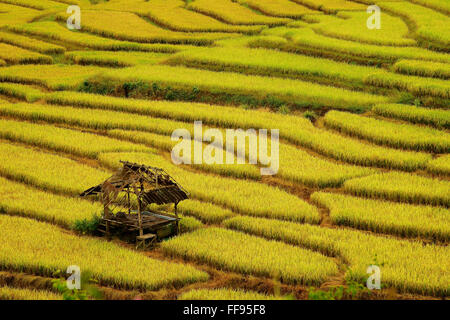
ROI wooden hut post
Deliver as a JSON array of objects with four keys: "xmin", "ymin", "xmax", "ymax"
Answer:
[
  {"xmin": 174, "ymin": 202, "xmax": 179, "ymax": 235},
  {"xmin": 127, "ymin": 186, "xmax": 131, "ymax": 215},
  {"xmin": 137, "ymin": 182, "xmax": 143, "ymax": 237},
  {"xmin": 103, "ymin": 193, "xmax": 111, "ymax": 239}
]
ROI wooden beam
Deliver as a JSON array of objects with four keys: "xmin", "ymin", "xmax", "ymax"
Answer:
[
  {"xmin": 103, "ymin": 193, "xmax": 111, "ymax": 240},
  {"xmin": 137, "ymin": 182, "xmax": 144, "ymax": 237},
  {"xmin": 127, "ymin": 186, "xmax": 131, "ymax": 215},
  {"xmin": 174, "ymin": 202, "xmax": 179, "ymax": 235}
]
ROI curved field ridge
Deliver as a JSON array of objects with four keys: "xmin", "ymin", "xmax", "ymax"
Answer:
[
  {"xmin": 7, "ymin": 22, "xmax": 189, "ymax": 52},
  {"xmin": 0, "ymin": 118, "xmax": 151, "ymax": 158},
  {"xmin": 224, "ymin": 216, "xmax": 450, "ymax": 296},
  {"xmin": 379, "ymin": 1, "xmax": 450, "ymax": 51},
  {"xmin": 106, "ymin": 129, "xmax": 375, "ymax": 188},
  {"xmin": 0, "ymin": 30, "xmax": 65, "ymax": 54},
  {"xmin": 0, "ymin": 286, "xmax": 61, "ymax": 300},
  {"xmin": 95, "ymin": 0, "xmax": 264, "ymax": 33},
  {"xmin": 175, "ymin": 199, "xmax": 236, "ymax": 224},
  {"xmin": 393, "ymin": 59, "xmax": 450, "ymax": 79},
  {"xmin": 106, "ymin": 129, "xmax": 260, "ymax": 180},
  {"xmin": 0, "ymin": 214, "xmax": 209, "ymax": 290},
  {"xmin": 311, "ymin": 11, "xmax": 414, "ymax": 46},
  {"xmin": 250, "ymin": 28, "xmax": 450, "ymax": 63},
  {"xmin": 56, "ymin": 10, "xmax": 240, "ymax": 45},
  {"xmin": 93, "ymin": 64, "xmax": 388, "ymax": 110},
  {"xmin": 0, "ymin": 82, "xmax": 45, "ymax": 102},
  {"xmin": 0, "ymin": 141, "xmax": 111, "ymax": 195},
  {"xmin": 323, "ymin": 110, "xmax": 450, "ymax": 153},
  {"xmin": 311, "ymin": 192, "xmax": 450, "ymax": 241},
  {"xmin": 235, "ymin": 0, "xmax": 320, "ymax": 18},
  {"xmin": 187, "ymin": 0, "xmax": 291, "ymax": 26},
  {"xmin": 0, "ymin": 64, "xmax": 108, "ymax": 90},
  {"xmin": 178, "ymin": 288, "xmax": 283, "ymax": 300},
  {"xmin": 0, "ymin": 176, "xmax": 101, "ymax": 228},
  {"xmin": 43, "ymin": 92, "xmax": 432, "ymax": 171},
  {"xmin": 372, "ymin": 104, "xmax": 450, "ymax": 129},
  {"xmin": 164, "ymin": 46, "xmax": 382, "ymax": 85},
  {"xmin": 161, "ymin": 227, "xmax": 338, "ymax": 286},
  {"xmin": 426, "ymin": 155, "xmax": 450, "ymax": 175},
  {"xmin": 343, "ymin": 172, "xmax": 450, "ymax": 207},
  {"xmin": 365, "ymin": 72, "xmax": 450, "ymax": 99},
  {"xmin": 98, "ymin": 152, "xmax": 321, "ymax": 224},
  {"xmin": 0, "ymin": 43, "xmax": 52, "ymax": 64}
]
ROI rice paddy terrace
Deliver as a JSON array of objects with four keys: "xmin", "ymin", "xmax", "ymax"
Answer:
[{"xmin": 0, "ymin": 0, "xmax": 448, "ymax": 300}]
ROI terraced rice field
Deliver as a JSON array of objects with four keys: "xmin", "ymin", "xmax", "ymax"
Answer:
[{"xmin": 0, "ymin": 0, "xmax": 448, "ymax": 301}]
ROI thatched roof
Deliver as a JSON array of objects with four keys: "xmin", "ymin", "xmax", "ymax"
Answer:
[{"xmin": 80, "ymin": 161, "xmax": 189, "ymax": 206}]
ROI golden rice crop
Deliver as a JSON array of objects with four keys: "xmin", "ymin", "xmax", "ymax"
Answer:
[
  {"xmin": 0, "ymin": 0, "xmax": 64, "ymax": 10},
  {"xmin": 187, "ymin": 0, "xmax": 290, "ymax": 26},
  {"xmin": 260, "ymin": 26, "xmax": 302, "ymax": 37},
  {"xmin": 0, "ymin": 119, "xmax": 151, "ymax": 158},
  {"xmin": 0, "ymin": 43, "xmax": 52, "ymax": 64},
  {"xmin": 56, "ymin": 10, "xmax": 237, "ymax": 45},
  {"xmin": 235, "ymin": 0, "xmax": 319, "ymax": 18},
  {"xmin": 106, "ymin": 129, "xmax": 261, "ymax": 180},
  {"xmin": 109, "ymin": 127, "xmax": 374, "ymax": 187},
  {"xmin": 278, "ymin": 143, "xmax": 376, "ymax": 188},
  {"xmin": 289, "ymin": 128, "xmax": 431, "ymax": 172},
  {"xmin": 7, "ymin": 22, "xmax": 188, "ymax": 53},
  {"xmin": 165, "ymin": 46, "xmax": 381, "ymax": 86},
  {"xmin": 407, "ymin": 0, "xmax": 450, "ymax": 15},
  {"xmin": 343, "ymin": 172, "xmax": 450, "ymax": 207},
  {"xmin": 113, "ymin": 127, "xmax": 375, "ymax": 187},
  {"xmin": 0, "ymin": 141, "xmax": 111, "ymax": 195},
  {"xmin": 44, "ymin": 91, "xmax": 312, "ymax": 132},
  {"xmin": 224, "ymin": 216, "xmax": 450, "ymax": 296},
  {"xmin": 0, "ymin": 214, "xmax": 209, "ymax": 290},
  {"xmin": 250, "ymin": 28, "xmax": 450, "ymax": 64},
  {"xmin": 108, "ymin": 129, "xmax": 185, "ymax": 151},
  {"xmin": 311, "ymin": 192, "xmax": 450, "ymax": 241},
  {"xmin": 0, "ymin": 102, "xmax": 191, "ymax": 137},
  {"xmin": 0, "ymin": 64, "xmax": 108, "ymax": 90},
  {"xmin": 52, "ymin": 0, "xmax": 83, "ymax": 4},
  {"xmin": 379, "ymin": 1, "xmax": 450, "ymax": 51},
  {"xmin": 178, "ymin": 215, "xmax": 204, "ymax": 233},
  {"xmin": 175, "ymin": 199, "xmax": 236, "ymax": 224},
  {"xmin": 161, "ymin": 227, "xmax": 338, "ymax": 286},
  {"xmin": 0, "ymin": 30, "xmax": 65, "ymax": 54},
  {"xmin": 323, "ymin": 110, "xmax": 450, "ymax": 153},
  {"xmin": 364, "ymin": 72, "xmax": 450, "ymax": 99},
  {"xmin": 426, "ymin": 155, "xmax": 450, "ymax": 176},
  {"xmin": 0, "ymin": 82, "xmax": 45, "ymax": 102},
  {"xmin": 98, "ymin": 152, "xmax": 320, "ymax": 224},
  {"xmin": 0, "ymin": 3, "xmax": 39, "ymax": 28},
  {"xmin": 96, "ymin": 0, "xmax": 262, "ymax": 33},
  {"xmin": 0, "ymin": 176, "xmax": 101, "ymax": 228},
  {"xmin": 96, "ymin": 64, "xmax": 389, "ymax": 109},
  {"xmin": 393, "ymin": 59, "xmax": 450, "ymax": 79},
  {"xmin": 65, "ymin": 51, "xmax": 170, "ymax": 67},
  {"xmin": 44, "ymin": 91, "xmax": 432, "ymax": 171},
  {"xmin": 311, "ymin": 11, "xmax": 415, "ymax": 46},
  {"xmin": 178, "ymin": 288, "xmax": 282, "ymax": 300},
  {"xmin": 129, "ymin": 0, "xmax": 261, "ymax": 34},
  {"xmin": 291, "ymin": 0, "xmax": 365, "ymax": 13},
  {"xmin": 0, "ymin": 286, "xmax": 61, "ymax": 300},
  {"xmin": 372, "ymin": 104, "xmax": 450, "ymax": 129}
]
